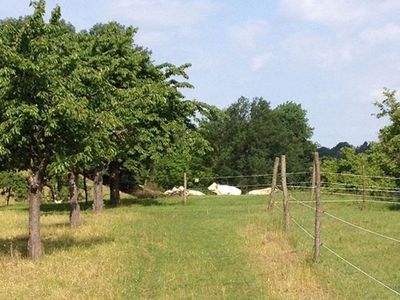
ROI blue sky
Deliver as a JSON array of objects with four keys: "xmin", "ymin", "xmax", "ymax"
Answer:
[{"xmin": 2, "ymin": 1, "xmax": 400, "ymax": 147}]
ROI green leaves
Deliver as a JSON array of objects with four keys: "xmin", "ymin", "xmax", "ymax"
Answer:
[
  {"xmin": 373, "ymin": 89, "xmax": 400, "ymax": 178},
  {"xmin": 200, "ymin": 97, "xmax": 315, "ymax": 184}
]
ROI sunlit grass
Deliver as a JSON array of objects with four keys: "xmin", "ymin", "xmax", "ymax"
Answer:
[
  {"xmin": 281, "ymin": 190, "xmax": 400, "ymax": 299},
  {"xmin": 0, "ymin": 191, "xmax": 398, "ymax": 299}
]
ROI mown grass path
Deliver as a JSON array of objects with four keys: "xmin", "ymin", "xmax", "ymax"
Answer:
[{"xmin": 122, "ymin": 197, "xmax": 272, "ymax": 299}]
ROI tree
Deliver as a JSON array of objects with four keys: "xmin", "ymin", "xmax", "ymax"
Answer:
[
  {"xmin": 321, "ymin": 147, "xmax": 394, "ymax": 190},
  {"xmin": 373, "ymin": 88, "xmax": 400, "ymax": 177},
  {"xmin": 200, "ymin": 97, "xmax": 315, "ymax": 187},
  {"xmin": 273, "ymin": 101, "xmax": 315, "ymax": 173},
  {"xmin": 0, "ymin": 1, "xmax": 91, "ymax": 258},
  {"xmin": 84, "ymin": 22, "xmax": 210, "ymax": 203},
  {"xmin": 0, "ymin": 171, "xmax": 27, "ymax": 205}
]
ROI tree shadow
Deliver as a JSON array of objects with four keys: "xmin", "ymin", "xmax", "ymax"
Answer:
[
  {"xmin": 5, "ymin": 197, "xmax": 183, "ymax": 214},
  {"xmin": 112, "ymin": 198, "xmax": 163, "ymax": 207},
  {"xmin": 388, "ymin": 204, "xmax": 400, "ymax": 211},
  {"xmin": 40, "ymin": 202, "xmax": 94, "ymax": 213},
  {"xmin": 0, "ymin": 234, "xmax": 113, "ymax": 258},
  {"xmin": 107, "ymin": 197, "xmax": 182, "ymax": 207}
]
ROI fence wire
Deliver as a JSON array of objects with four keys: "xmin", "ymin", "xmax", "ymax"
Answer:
[{"xmin": 274, "ymin": 202, "xmax": 400, "ymax": 297}]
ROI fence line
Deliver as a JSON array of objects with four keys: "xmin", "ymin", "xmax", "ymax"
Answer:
[
  {"xmin": 321, "ymin": 172, "xmax": 400, "ymax": 181},
  {"xmin": 322, "ymin": 244, "xmax": 400, "ymax": 297},
  {"xmin": 289, "ymin": 185, "xmax": 400, "ymax": 195},
  {"xmin": 364, "ymin": 199, "xmax": 400, "ymax": 205},
  {"xmin": 289, "ymin": 199, "xmax": 360, "ymax": 204},
  {"xmin": 320, "ymin": 181, "xmax": 400, "ymax": 192},
  {"xmin": 279, "ymin": 171, "xmax": 310, "ymax": 176},
  {"xmin": 199, "ymin": 173, "xmax": 274, "ymax": 180},
  {"xmin": 276, "ymin": 203, "xmax": 400, "ymax": 297},
  {"xmin": 289, "ymin": 195, "xmax": 400, "ymax": 243},
  {"xmin": 323, "ymin": 210, "xmax": 400, "ymax": 243}
]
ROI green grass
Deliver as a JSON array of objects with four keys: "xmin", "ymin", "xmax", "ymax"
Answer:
[
  {"xmin": 0, "ymin": 192, "xmax": 399, "ymax": 299},
  {"xmin": 282, "ymin": 190, "xmax": 400, "ymax": 299}
]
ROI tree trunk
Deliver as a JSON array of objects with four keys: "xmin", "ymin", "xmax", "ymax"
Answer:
[
  {"xmin": 27, "ymin": 161, "xmax": 46, "ymax": 260},
  {"xmin": 109, "ymin": 161, "xmax": 121, "ymax": 206},
  {"xmin": 49, "ymin": 184, "xmax": 56, "ymax": 202},
  {"xmin": 93, "ymin": 167, "xmax": 104, "ymax": 213},
  {"xmin": 69, "ymin": 171, "xmax": 80, "ymax": 228},
  {"xmin": 83, "ymin": 170, "xmax": 88, "ymax": 205},
  {"xmin": 6, "ymin": 187, "xmax": 11, "ymax": 206}
]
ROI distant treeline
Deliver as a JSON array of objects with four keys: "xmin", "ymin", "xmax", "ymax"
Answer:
[{"xmin": 318, "ymin": 141, "xmax": 370, "ymax": 159}]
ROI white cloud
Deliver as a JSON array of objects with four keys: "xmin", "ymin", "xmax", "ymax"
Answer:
[
  {"xmin": 280, "ymin": 0, "xmax": 400, "ymax": 27},
  {"xmin": 230, "ymin": 20, "xmax": 268, "ymax": 49},
  {"xmin": 108, "ymin": 0, "xmax": 217, "ymax": 29},
  {"xmin": 360, "ymin": 24, "xmax": 400, "ymax": 45},
  {"xmin": 283, "ymin": 32, "xmax": 354, "ymax": 68},
  {"xmin": 251, "ymin": 52, "xmax": 273, "ymax": 71},
  {"xmin": 135, "ymin": 30, "xmax": 170, "ymax": 48}
]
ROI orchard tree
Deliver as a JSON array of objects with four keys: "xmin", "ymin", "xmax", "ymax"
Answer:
[
  {"xmin": 0, "ymin": 1, "xmax": 91, "ymax": 259},
  {"xmin": 85, "ymin": 22, "xmax": 209, "ymax": 205}
]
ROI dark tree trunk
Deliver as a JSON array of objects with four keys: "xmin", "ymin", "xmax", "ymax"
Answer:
[
  {"xmin": 83, "ymin": 170, "xmax": 88, "ymax": 205},
  {"xmin": 93, "ymin": 167, "xmax": 103, "ymax": 214},
  {"xmin": 69, "ymin": 171, "xmax": 80, "ymax": 228},
  {"xmin": 27, "ymin": 160, "xmax": 46, "ymax": 260},
  {"xmin": 109, "ymin": 161, "xmax": 120, "ymax": 206},
  {"xmin": 6, "ymin": 187, "xmax": 11, "ymax": 206},
  {"xmin": 49, "ymin": 184, "xmax": 56, "ymax": 202}
]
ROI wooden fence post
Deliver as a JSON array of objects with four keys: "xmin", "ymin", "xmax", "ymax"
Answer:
[
  {"xmin": 268, "ymin": 157, "xmax": 280, "ymax": 210},
  {"xmin": 361, "ymin": 165, "xmax": 366, "ymax": 210},
  {"xmin": 313, "ymin": 152, "xmax": 321, "ymax": 263},
  {"xmin": 310, "ymin": 161, "xmax": 316, "ymax": 201},
  {"xmin": 183, "ymin": 172, "xmax": 187, "ymax": 205},
  {"xmin": 281, "ymin": 155, "xmax": 289, "ymax": 231}
]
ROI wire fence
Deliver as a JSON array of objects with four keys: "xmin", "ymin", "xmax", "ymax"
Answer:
[
  {"xmin": 182, "ymin": 164, "xmax": 400, "ymax": 296},
  {"xmin": 277, "ymin": 164, "xmax": 400, "ymax": 297}
]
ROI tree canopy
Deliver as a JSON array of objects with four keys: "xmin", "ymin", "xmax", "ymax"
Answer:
[{"xmin": 198, "ymin": 97, "xmax": 315, "ymax": 187}]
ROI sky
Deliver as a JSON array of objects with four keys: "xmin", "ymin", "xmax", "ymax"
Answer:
[{"xmin": 1, "ymin": 1, "xmax": 400, "ymax": 147}]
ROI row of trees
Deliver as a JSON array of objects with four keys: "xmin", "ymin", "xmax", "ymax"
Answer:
[
  {"xmin": 8, "ymin": 1, "xmax": 399, "ymax": 261},
  {"xmin": 0, "ymin": 1, "xmax": 213, "ymax": 259},
  {"xmin": 320, "ymin": 89, "xmax": 400, "ymax": 189}
]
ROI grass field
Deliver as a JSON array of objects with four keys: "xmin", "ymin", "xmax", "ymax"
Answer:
[{"xmin": 0, "ymin": 192, "xmax": 399, "ymax": 299}]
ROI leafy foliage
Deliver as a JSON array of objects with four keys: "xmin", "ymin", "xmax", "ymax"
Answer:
[
  {"xmin": 0, "ymin": 171, "xmax": 27, "ymax": 202},
  {"xmin": 199, "ymin": 97, "xmax": 316, "ymax": 186},
  {"xmin": 373, "ymin": 88, "xmax": 400, "ymax": 177},
  {"xmin": 321, "ymin": 147, "xmax": 395, "ymax": 190}
]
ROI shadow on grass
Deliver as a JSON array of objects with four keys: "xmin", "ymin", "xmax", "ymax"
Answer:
[
  {"xmin": 40, "ymin": 202, "xmax": 94, "ymax": 213},
  {"xmin": 2, "ymin": 197, "xmax": 183, "ymax": 214},
  {"xmin": 112, "ymin": 197, "xmax": 164, "ymax": 207},
  {"xmin": 0, "ymin": 234, "xmax": 113, "ymax": 258},
  {"xmin": 388, "ymin": 203, "xmax": 400, "ymax": 211}
]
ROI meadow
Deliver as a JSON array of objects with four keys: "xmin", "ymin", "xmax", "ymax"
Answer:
[{"xmin": 0, "ymin": 192, "xmax": 399, "ymax": 299}]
